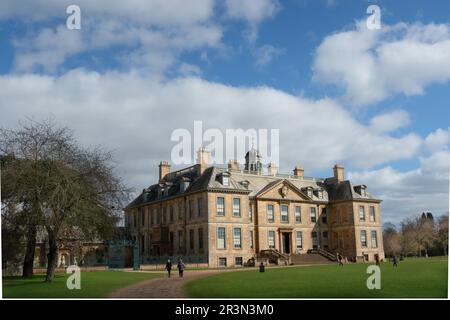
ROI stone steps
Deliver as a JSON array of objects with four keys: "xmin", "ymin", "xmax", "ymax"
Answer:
[{"xmin": 290, "ymin": 253, "xmax": 335, "ymax": 265}]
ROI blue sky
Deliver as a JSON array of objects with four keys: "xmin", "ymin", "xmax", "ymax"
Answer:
[{"xmin": 0, "ymin": 0, "xmax": 449, "ymax": 223}]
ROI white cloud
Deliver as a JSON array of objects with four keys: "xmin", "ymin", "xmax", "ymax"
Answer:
[
  {"xmin": 369, "ymin": 109, "xmax": 410, "ymax": 133},
  {"xmin": 425, "ymin": 127, "xmax": 450, "ymax": 152},
  {"xmin": 313, "ymin": 20, "xmax": 450, "ymax": 106},
  {"xmin": 3, "ymin": 0, "xmax": 222, "ymax": 74},
  {"xmin": 349, "ymin": 149, "xmax": 450, "ymax": 224},
  {"xmin": 0, "ymin": 70, "xmax": 426, "ymax": 190},
  {"xmin": 224, "ymin": 0, "xmax": 280, "ymax": 43},
  {"xmin": 253, "ymin": 44, "xmax": 285, "ymax": 66}
]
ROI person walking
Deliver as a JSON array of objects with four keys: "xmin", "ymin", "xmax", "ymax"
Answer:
[
  {"xmin": 375, "ymin": 254, "xmax": 380, "ymax": 266},
  {"xmin": 177, "ymin": 259, "xmax": 185, "ymax": 277},
  {"xmin": 165, "ymin": 259, "xmax": 172, "ymax": 278},
  {"xmin": 337, "ymin": 253, "xmax": 343, "ymax": 266},
  {"xmin": 393, "ymin": 255, "xmax": 398, "ymax": 267}
]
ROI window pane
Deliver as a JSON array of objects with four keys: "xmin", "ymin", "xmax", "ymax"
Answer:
[
  {"xmin": 217, "ymin": 197, "xmax": 225, "ymax": 216},
  {"xmin": 217, "ymin": 227, "xmax": 225, "ymax": 249},
  {"xmin": 321, "ymin": 208, "xmax": 327, "ymax": 224},
  {"xmin": 296, "ymin": 231, "xmax": 302, "ymax": 249},
  {"xmin": 198, "ymin": 228, "xmax": 203, "ymax": 249},
  {"xmin": 281, "ymin": 205, "xmax": 289, "ymax": 222},
  {"xmin": 233, "ymin": 228, "xmax": 242, "ymax": 248},
  {"xmin": 268, "ymin": 231, "xmax": 275, "ymax": 248},
  {"xmin": 371, "ymin": 230, "xmax": 377, "ymax": 248},
  {"xmin": 360, "ymin": 230, "xmax": 367, "ymax": 247},
  {"xmin": 359, "ymin": 206, "xmax": 365, "ymax": 221},
  {"xmin": 310, "ymin": 207, "xmax": 316, "ymax": 222},
  {"xmin": 369, "ymin": 206, "xmax": 376, "ymax": 222},
  {"xmin": 197, "ymin": 198, "xmax": 202, "ymax": 217},
  {"xmin": 267, "ymin": 204, "xmax": 274, "ymax": 222},
  {"xmin": 233, "ymin": 198, "xmax": 241, "ymax": 216},
  {"xmin": 219, "ymin": 257, "xmax": 227, "ymax": 267},
  {"xmin": 295, "ymin": 206, "xmax": 301, "ymax": 223}
]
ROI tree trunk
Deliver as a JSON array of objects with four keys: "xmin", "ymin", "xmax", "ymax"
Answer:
[
  {"xmin": 22, "ymin": 224, "xmax": 37, "ymax": 278},
  {"xmin": 45, "ymin": 234, "xmax": 59, "ymax": 282}
]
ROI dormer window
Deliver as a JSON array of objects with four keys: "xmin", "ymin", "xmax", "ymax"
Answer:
[
  {"xmin": 180, "ymin": 177, "xmax": 191, "ymax": 193},
  {"xmin": 239, "ymin": 180, "xmax": 250, "ymax": 189},
  {"xmin": 222, "ymin": 176, "xmax": 229, "ymax": 186},
  {"xmin": 304, "ymin": 187, "xmax": 313, "ymax": 198},
  {"xmin": 218, "ymin": 172, "xmax": 231, "ymax": 186},
  {"xmin": 318, "ymin": 189, "xmax": 323, "ymax": 199},
  {"xmin": 355, "ymin": 185, "xmax": 367, "ymax": 197}
]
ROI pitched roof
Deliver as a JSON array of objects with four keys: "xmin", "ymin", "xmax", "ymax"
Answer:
[{"xmin": 126, "ymin": 165, "xmax": 379, "ymax": 209}]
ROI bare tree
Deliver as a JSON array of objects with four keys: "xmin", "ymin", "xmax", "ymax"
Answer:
[
  {"xmin": 400, "ymin": 218, "xmax": 419, "ymax": 256},
  {"xmin": 0, "ymin": 120, "xmax": 73, "ymax": 277},
  {"xmin": 1, "ymin": 119, "xmax": 128, "ymax": 281},
  {"xmin": 417, "ymin": 213, "xmax": 437, "ymax": 257},
  {"xmin": 437, "ymin": 214, "xmax": 449, "ymax": 256},
  {"xmin": 383, "ymin": 222, "xmax": 402, "ymax": 257}
]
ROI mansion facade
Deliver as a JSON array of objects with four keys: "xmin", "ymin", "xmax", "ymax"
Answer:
[{"xmin": 125, "ymin": 148, "xmax": 384, "ymax": 268}]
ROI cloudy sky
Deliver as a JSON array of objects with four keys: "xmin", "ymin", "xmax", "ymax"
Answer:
[{"xmin": 0, "ymin": 0, "xmax": 449, "ymax": 224}]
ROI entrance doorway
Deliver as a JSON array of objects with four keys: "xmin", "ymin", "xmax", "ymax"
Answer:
[{"xmin": 282, "ymin": 233, "xmax": 291, "ymax": 254}]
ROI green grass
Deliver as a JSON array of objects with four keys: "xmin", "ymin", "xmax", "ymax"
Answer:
[
  {"xmin": 3, "ymin": 271, "xmax": 162, "ymax": 298},
  {"xmin": 184, "ymin": 258, "xmax": 448, "ymax": 298}
]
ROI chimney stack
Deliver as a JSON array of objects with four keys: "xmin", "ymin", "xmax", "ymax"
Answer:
[
  {"xmin": 333, "ymin": 164, "xmax": 344, "ymax": 182},
  {"xmin": 197, "ymin": 147, "xmax": 211, "ymax": 174},
  {"xmin": 293, "ymin": 166, "xmax": 304, "ymax": 179},
  {"xmin": 158, "ymin": 161, "xmax": 171, "ymax": 182},
  {"xmin": 268, "ymin": 163, "xmax": 278, "ymax": 176},
  {"xmin": 228, "ymin": 159, "xmax": 240, "ymax": 172}
]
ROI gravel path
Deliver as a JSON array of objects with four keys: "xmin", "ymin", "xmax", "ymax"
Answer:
[{"xmin": 110, "ymin": 269, "xmax": 220, "ymax": 298}]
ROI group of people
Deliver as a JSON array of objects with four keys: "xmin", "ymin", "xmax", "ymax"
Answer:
[
  {"xmin": 336, "ymin": 252, "xmax": 399, "ymax": 267},
  {"xmin": 165, "ymin": 258, "xmax": 185, "ymax": 278}
]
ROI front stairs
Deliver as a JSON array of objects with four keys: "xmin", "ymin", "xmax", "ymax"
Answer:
[{"xmin": 257, "ymin": 248, "xmax": 337, "ymax": 266}]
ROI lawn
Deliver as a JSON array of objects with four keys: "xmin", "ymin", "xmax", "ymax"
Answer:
[
  {"xmin": 3, "ymin": 271, "xmax": 162, "ymax": 298},
  {"xmin": 184, "ymin": 258, "xmax": 448, "ymax": 298}
]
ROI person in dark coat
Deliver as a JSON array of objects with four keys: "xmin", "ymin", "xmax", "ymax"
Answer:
[
  {"xmin": 165, "ymin": 259, "xmax": 172, "ymax": 278},
  {"xmin": 337, "ymin": 253, "xmax": 343, "ymax": 266},
  {"xmin": 177, "ymin": 259, "xmax": 185, "ymax": 277},
  {"xmin": 259, "ymin": 261, "xmax": 265, "ymax": 273},
  {"xmin": 393, "ymin": 255, "xmax": 398, "ymax": 267},
  {"xmin": 375, "ymin": 254, "xmax": 380, "ymax": 266}
]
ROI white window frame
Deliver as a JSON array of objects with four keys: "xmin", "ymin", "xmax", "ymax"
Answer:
[
  {"xmin": 233, "ymin": 228, "xmax": 242, "ymax": 249},
  {"xmin": 359, "ymin": 206, "xmax": 365, "ymax": 222},
  {"xmin": 360, "ymin": 230, "xmax": 367, "ymax": 247},
  {"xmin": 233, "ymin": 198, "xmax": 241, "ymax": 217},
  {"xmin": 296, "ymin": 231, "xmax": 303, "ymax": 250},
  {"xmin": 295, "ymin": 206, "xmax": 301, "ymax": 223},
  {"xmin": 218, "ymin": 257, "xmax": 227, "ymax": 267},
  {"xmin": 369, "ymin": 206, "xmax": 376, "ymax": 222},
  {"xmin": 268, "ymin": 231, "xmax": 275, "ymax": 248},
  {"xmin": 267, "ymin": 204, "xmax": 274, "ymax": 222},
  {"xmin": 310, "ymin": 207, "xmax": 317, "ymax": 223},
  {"xmin": 222, "ymin": 176, "xmax": 229, "ymax": 186},
  {"xmin": 281, "ymin": 205, "xmax": 289, "ymax": 223},
  {"xmin": 217, "ymin": 227, "xmax": 226, "ymax": 249},
  {"xmin": 371, "ymin": 230, "xmax": 378, "ymax": 248},
  {"xmin": 217, "ymin": 197, "xmax": 225, "ymax": 216}
]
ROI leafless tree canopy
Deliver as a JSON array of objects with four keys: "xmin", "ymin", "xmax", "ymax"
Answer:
[
  {"xmin": 1, "ymin": 118, "xmax": 129, "ymax": 281},
  {"xmin": 383, "ymin": 212, "xmax": 448, "ymax": 258}
]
